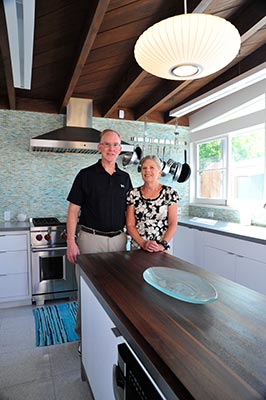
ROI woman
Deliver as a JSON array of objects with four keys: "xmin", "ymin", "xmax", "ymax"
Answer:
[{"xmin": 126, "ymin": 155, "xmax": 179, "ymax": 252}]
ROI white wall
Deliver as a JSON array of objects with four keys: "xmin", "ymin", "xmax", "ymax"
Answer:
[{"xmin": 189, "ymin": 78, "xmax": 266, "ymax": 142}]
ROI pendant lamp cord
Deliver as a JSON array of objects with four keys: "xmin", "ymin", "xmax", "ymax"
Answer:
[
  {"xmin": 143, "ymin": 116, "xmax": 148, "ymax": 156},
  {"xmin": 184, "ymin": 0, "xmax": 187, "ymax": 14}
]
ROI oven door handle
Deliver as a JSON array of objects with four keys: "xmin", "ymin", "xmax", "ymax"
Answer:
[
  {"xmin": 112, "ymin": 365, "xmax": 124, "ymax": 400},
  {"xmin": 31, "ymin": 246, "xmax": 67, "ymax": 252}
]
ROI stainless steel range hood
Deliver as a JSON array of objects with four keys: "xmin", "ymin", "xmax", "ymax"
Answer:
[{"xmin": 30, "ymin": 98, "xmax": 133, "ymax": 154}]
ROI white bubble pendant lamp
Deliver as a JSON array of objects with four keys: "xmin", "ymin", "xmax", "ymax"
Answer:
[{"xmin": 134, "ymin": 11, "xmax": 241, "ymax": 80}]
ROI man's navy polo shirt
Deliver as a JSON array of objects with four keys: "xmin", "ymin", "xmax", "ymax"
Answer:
[{"xmin": 67, "ymin": 160, "xmax": 132, "ymax": 231}]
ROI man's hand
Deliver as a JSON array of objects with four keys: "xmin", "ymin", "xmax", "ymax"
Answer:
[{"xmin": 67, "ymin": 240, "xmax": 80, "ymax": 264}]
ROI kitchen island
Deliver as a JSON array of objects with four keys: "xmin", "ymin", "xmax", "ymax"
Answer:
[{"xmin": 78, "ymin": 250, "xmax": 266, "ymax": 400}]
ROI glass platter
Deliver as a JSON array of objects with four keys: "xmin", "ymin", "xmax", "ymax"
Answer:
[{"xmin": 143, "ymin": 267, "xmax": 218, "ymax": 304}]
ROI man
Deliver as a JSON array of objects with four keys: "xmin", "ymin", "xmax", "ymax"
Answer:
[{"xmin": 66, "ymin": 129, "xmax": 133, "ymax": 341}]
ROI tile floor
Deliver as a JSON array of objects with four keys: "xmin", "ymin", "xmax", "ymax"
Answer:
[{"xmin": 0, "ymin": 302, "xmax": 93, "ymax": 400}]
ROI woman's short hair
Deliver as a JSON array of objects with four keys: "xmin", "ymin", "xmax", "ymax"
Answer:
[{"xmin": 140, "ymin": 155, "xmax": 162, "ymax": 170}]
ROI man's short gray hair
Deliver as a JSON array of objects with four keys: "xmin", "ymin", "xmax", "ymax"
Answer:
[{"xmin": 100, "ymin": 129, "xmax": 121, "ymax": 141}]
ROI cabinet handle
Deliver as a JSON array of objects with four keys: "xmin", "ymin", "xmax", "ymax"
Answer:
[
  {"xmin": 0, "ymin": 251, "xmax": 7, "ymax": 253},
  {"xmin": 112, "ymin": 365, "xmax": 124, "ymax": 400},
  {"xmin": 31, "ymin": 246, "xmax": 67, "ymax": 252},
  {"xmin": 0, "ymin": 274, "xmax": 7, "ymax": 277},
  {"xmin": 111, "ymin": 327, "xmax": 122, "ymax": 338}
]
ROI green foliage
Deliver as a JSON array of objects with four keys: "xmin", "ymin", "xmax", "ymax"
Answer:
[
  {"xmin": 199, "ymin": 139, "xmax": 222, "ymax": 170},
  {"xmin": 232, "ymin": 132, "xmax": 263, "ymax": 161},
  {"xmin": 199, "ymin": 131, "xmax": 264, "ymax": 169}
]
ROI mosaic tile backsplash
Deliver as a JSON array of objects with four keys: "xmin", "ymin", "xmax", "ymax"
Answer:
[{"xmin": 0, "ymin": 109, "xmax": 190, "ymax": 222}]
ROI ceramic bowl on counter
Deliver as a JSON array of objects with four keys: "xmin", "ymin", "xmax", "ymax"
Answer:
[{"xmin": 16, "ymin": 213, "xmax": 27, "ymax": 222}]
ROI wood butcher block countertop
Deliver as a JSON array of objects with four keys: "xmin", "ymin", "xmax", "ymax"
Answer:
[{"xmin": 78, "ymin": 250, "xmax": 266, "ymax": 400}]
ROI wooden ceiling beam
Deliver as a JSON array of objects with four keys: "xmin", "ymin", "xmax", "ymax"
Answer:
[
  {"xmin": 102, "ymin": 65, "xmax": 148, "ymax": 118},
  {"xmin": 0, "ymin": 1, "xmax": 15, "ymax": 109},
  {"xmin": 59, "ymin": 0, "xmax": 111, "ymax": 113}
]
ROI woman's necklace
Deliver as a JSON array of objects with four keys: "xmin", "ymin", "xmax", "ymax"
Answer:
[{"xmin": 141, "ymin": 184, "xmax": 162, "ymax": 199}]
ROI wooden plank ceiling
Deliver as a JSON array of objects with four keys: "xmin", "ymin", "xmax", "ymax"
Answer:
[{"xmin": 0, "ymin": 0, "xmax": 265, "ymax": 126}]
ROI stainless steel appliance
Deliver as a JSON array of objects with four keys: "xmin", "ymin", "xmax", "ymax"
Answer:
[
  {"xmin": 113, "ymin": 343, "xmax": 164, "ymax": 400},
  {"xmin": 30, "ymin": 98, "xmax": 133, "ymax": 154},
  {"xmin": 30, "ymin": 217, "xmax": 77, "ymax": 305}
]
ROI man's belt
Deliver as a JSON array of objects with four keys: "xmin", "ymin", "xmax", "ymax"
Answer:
[{"xmin": 81, "ymin": 226, "xmax": 123, "ymax": 238}]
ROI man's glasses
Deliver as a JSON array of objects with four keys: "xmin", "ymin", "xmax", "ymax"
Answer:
[{"xmin": 100, "ymin": 142, "xmax": 121, "ymax": 148}]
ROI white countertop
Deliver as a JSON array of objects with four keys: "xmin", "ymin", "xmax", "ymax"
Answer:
[
  {"xmin": 1, "ymin": 216, "xmax": 265, "ymax": 244},
  {"xmin": 179, "ymin": 216, "xmax": 266, "ymax": 245},
  {"xmin": 0, "ymin": 221, "xmax": 30, "ymax": 232}
]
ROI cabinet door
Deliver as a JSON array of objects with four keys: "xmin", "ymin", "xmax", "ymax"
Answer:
[
  {"xmin": 235, "ymin": 255, "xmax": 266, "ymax": 295},
  {"xmin": 81, "ymin": 276, "xmax": 124, "ymax": 400},
  {"xmin": 0, "ymin": 250, "xmax": 28, "ymax": 274},
  {"xmin": 0, "ymin": 234, "xmax": 27, "ymax": 251},
  {"xmin": 173, "ymin": 226, "xmax": 195, "ymax": 264},
  {"xmin": 203, "ymin": 246, "xmax": 236, "ymax": 281},
  {"xmin": 194, "ymin": 228, "xmax": 204, "ymax": 267},
  {"xmin": 0, "ymin": 273, "xmax": 29, "ymax": 298}
]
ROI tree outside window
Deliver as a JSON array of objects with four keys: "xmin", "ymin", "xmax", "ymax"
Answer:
[{"xmin": 195, "ymin": 126, "xmax": 265, "ymax": 205}]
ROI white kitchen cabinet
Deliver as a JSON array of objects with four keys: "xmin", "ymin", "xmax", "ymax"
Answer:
[
  {"xmin": 202, "ymin": 231, "xmax": 266, "ymax": 295},
  {"xmin": 235, "ymin": 254, "xmax": 266, "ymax": 295},
  {"xmin": 81, "ymin": 276, "xmax": 124, "ymax": 400},
  {"xmin": 0, "ymin": 231, "xmax": 31, "ymax": 306},
  {"xmin": 173, "ymin": 225, "xmax": 266, "ymax": 295},
  {"xmin": 203, "ymin": 246, "xmax": 236, "ymax": 281},
  {"xmin": 173, "ymin": 225, "xmax": 203, "ymax": 266},
  {"xmin": 173, "ymin": 225, "xmax": 196, "ymax": 264}
]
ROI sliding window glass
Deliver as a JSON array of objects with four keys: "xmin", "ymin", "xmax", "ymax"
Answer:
[
  {"xmin": 194, "ymin": 125, "xmax": 265, "ymax": 206},
  {"xmin": 229, "ymin": 126, "xmax": 264, "ymax": 204},
  {"xmin": 196, "ymin": 138, "xmax": 227, "ymax": 204}
]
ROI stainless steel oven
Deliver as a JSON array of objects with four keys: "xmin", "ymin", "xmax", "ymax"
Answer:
[{"xmin": 30, "ymin": 217, "xmax": 77, "ymax": 305}]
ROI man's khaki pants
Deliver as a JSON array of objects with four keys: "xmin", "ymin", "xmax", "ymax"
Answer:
[{"xmin": 75, "ymin": 229, "xmax": 127, "ymax": 337}]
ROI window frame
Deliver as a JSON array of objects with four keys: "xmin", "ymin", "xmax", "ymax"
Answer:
[{"xmin": 191, "ymin": 124, "xmax": 266, "ymax": 207}]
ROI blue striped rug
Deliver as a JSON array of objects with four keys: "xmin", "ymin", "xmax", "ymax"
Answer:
[{"xmin": 33, "ymin": 302, "xmax": 79, "ymax": 346}]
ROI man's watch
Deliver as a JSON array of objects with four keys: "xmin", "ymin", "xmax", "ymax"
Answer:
[{"xmin": 156, "ymin": 239, "xmax": 170, "ymax": 250}]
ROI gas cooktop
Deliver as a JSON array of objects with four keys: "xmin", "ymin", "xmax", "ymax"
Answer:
[{"xmin": 31, "ymin": 217, "xmax": 64, "ymax": 227}]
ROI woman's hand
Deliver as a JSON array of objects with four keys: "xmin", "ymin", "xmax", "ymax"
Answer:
[{"xmin": 143, "ymin": 240, "xmax": 164, "ymax": 252}]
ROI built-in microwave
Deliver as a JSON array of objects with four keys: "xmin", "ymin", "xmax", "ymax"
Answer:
[{"xmin": 113, "ymin": 343, "xmax": 165, "ymax": 400}]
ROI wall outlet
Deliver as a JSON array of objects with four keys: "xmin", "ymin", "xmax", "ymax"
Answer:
[{"xmin": 208, "ymin": 211, "xmax": 214, "ymax": 218}]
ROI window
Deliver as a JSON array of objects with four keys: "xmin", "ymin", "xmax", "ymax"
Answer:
[
  {"xmin": 194, "ymin": 125, "xmax": 265, "ymax": 206},
  {"xmin": 197, "ymin": 138, "xmax": 227, "ymax": 202},
  {"xmin": 230, "ymin": 128, "xmax": 264, "ymax": 203}
]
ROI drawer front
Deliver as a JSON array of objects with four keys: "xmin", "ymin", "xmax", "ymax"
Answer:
[
  {"xmin": 0, "ymin": 273, "xmax": 29, "ymax": 299},
  {"xmin": 203, "ymin": 231, "xmax": 266, "ymax": 263},
  {"xmin": 0, "ymin": 234, "xmax": 28, "ymax": 251},
  {"xmin": 0, "ymin": 251, "xmax": 28, "ymax": 274}
]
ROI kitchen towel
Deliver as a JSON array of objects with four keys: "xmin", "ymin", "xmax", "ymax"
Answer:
[{"xmin": 33, "ymin": 301, "xmax": 78, "ymax": 346}]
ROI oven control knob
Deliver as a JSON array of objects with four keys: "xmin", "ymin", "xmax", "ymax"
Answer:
[
  {"xmin": 44, "ymin": 234, "xmax": 51, "ymax": 241},
  {"xmin": 61, "ymin": 232, "xmax": 67, "ymax": 241},
  {"xmin": 36, "ymin": 234, "xmax": 43, "ymax": 241}
]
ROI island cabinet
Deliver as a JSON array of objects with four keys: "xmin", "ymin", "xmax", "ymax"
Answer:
[
  {"xmin": 80, "ymin": 275, "xmax": 125, "ymax": 400},
  {"xmin": 174, "ymin": 226, "xmax": 266, "ymax": 295},
  {"xmin": 78, "ymin": 250, "xmax": 266, "ymax": 400},
  {"xmin": 0, "ymin": 231, "xmax": 31, "ymax": 307}
]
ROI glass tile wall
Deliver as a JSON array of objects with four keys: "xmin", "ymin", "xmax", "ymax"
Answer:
[{"xmin": 0, "ymin": 110, "xmax": 189, "ymax": 221}]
